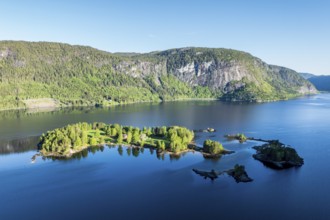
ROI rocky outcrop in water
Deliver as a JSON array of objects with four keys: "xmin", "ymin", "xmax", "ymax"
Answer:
[
  {"xmin": 252, "ymin": 141, "xmax": 304, "ymax": 169},
  {"xmin": 193, "ymin": 164, "xmax": 253, "ymax": 183}
]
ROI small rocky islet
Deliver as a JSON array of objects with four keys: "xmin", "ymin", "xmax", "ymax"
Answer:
[
  {"xmin": 192, "ymin": 136, "xmax": 303, "ymax": 183},
  {"xmin": 225, "ymin": 134, "xmax": 304, "ymax": 169},
  {"xmin": 193, "ymin": 128, "xmax": 216, "ymax": 133},
  {"xmin": 193, "ymin": 164, "xmax": 253, "ymax": 183},
  {"xmin": 252, "ymin": 140, "xmax": 304, "ymax": 169}
]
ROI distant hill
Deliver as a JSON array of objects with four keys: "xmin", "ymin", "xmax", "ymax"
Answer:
[
  {"xmin": 0, "ymin": 41, "xmax": 317, "ymax": 110},
  {"xmin": 299, "ymin": 72, "xmax": 316, "ymax": 79},
  {"xmin": 308, "ymin": 76, "xmax": 330, "ymax": 91},
  {"xmin": 299, "ymin": 73, "xmax": 330, "ymax": 91}
]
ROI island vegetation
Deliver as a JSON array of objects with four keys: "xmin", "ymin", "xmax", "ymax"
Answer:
[
  {"xmin": 37, "ymin": 122, "xmax": 237, "ymax": 161},
  {"xmin": 38, "ymin": 122, "xmax": 195, "ymax": 157},
  {"xmin": 35, "ymin": 122, "xmax": 305, "ymax": 187},
  {"xmin": 203, "ymin": 139, "xmax": 224, "ymax": 154},
  {"xmin": 39, "ymin": 123, "xmax": 305, "ymax": 172}
]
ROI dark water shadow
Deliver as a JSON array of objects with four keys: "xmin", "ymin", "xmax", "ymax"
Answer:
[{"xmin": 0, "ymin": 136, "xmax": 39, "ymax": 155}]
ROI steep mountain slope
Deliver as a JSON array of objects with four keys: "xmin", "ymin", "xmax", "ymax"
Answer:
[{"xmin": 0, "ymin": 41, "xmax": 317, "ymax": 110}]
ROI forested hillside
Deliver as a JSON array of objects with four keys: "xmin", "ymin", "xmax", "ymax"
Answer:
[{"xmin": 0, "ymin": 41, "xmax": 317, "ymax": 110}]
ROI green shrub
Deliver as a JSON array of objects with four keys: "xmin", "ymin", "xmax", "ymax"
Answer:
[{"xmin": 203, "ymin": 139, "xmax": 224, "ymax": 154}]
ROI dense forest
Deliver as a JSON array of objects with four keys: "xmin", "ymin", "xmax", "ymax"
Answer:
[
  {"xmin": 0, "ymin": 41, "xmax": 317, "ymax": 110},
  {"xmin": 39, "ymin": 122, "xmax": 195, "ymax": 156}
]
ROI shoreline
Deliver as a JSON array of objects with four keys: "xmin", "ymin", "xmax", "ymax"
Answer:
[
  {"xmin": 0, "ymin": 93, "xmax": 319, "ymax": 112},
  {"xmin": 37, "ymin": 141, "xmax": 233, "ymax": 160}
]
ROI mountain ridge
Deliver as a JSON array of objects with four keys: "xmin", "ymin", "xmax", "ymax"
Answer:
[
  {"xmin": 0, "ymin": 41, "xmax": 317, "ymax": 110},
  {"xmin": 299, "ymin": 72, "xmax": 316, "ymax": 79}
]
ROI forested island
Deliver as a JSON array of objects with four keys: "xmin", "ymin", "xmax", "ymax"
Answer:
[{"xmin": 38, "ymin": 122, "xmax": 230, "ymax": 158}]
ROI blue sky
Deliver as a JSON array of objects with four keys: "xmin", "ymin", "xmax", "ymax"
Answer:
[{"xmin": 0, "ymin": 0, "xmax": 329, "ymax": 74}]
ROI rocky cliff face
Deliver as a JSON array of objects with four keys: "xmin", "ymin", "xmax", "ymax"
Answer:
[
  {"xmin": 112, "ymin": 47, "xmax": 317, "ymax": 99},
  {"xmin": 171, "ymin": 60, "xmax": 255, "ymax": 90}
]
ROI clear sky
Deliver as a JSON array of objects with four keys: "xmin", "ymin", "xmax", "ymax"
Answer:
[{"xmin": 0, "ymin": 0, "xmax": 329, "ymax": 75}]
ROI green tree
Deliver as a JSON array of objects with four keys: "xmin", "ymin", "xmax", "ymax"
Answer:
[
  {"xmin": 126, "ymin": 131, "xmax": 132, "ymax": 144},
  {"xmin": 81, "ymin": 130, "xmax": 88, "ymax": 145},
  {"xmin": 146, "ymin": 127, "xmax": 152, "ymax": 136},
  {"xmin": 157, "ymin": 140, "xmax": 166, "ymax": 151},
  {"xmin": 117, "ymin": 128, "xmax": 123, "ymax": 144},
  {"xmin": 111, "ymin": 128, "xmax": 117, "ymax": 137},
  {"xmin": 89, "ymin": 137, "xmax": 98, "ymax": 146},
  {"xmin": 105, "ymin": 126, "xmax": 112, "ymax": 136},
  {"xmin": 95, "ymin": 129, "xmax": 101, "ymax": 138},
  {"xmin": 68, "ymin": 126, "xmax": 76, "ymax": 142},
  {"xmin": 132, "ymin": 128, "xmax": 140, "ymax": 144},
  {"xmin": 160, "ymin": 126, "xmax": 167, "ymax": 136},
  {"xmin": 74, "ymin": 137, "xmax": 82, "ymax": 149},
  {"xmin": 99, "ymin": 135, "xmax": 105, "ymax": 144},
  {"xmin": 203, "ymin": 139, "xmax": 224, "ymax": 154}
]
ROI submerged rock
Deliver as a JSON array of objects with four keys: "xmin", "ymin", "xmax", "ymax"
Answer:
[
  {"xmin": 192, "ymin": 169, "xmax": 220, "ymax": 181},
  {"xmin": 252, "ymin": 141, "xmax": 304, "ymax": 169},
  {"xmin": 31, "ymin": 153, "xmax": 41, "ymax": 163},
  {"xmin": 193, "ymin": 128, "xmax": 216, "ymax": 133}
]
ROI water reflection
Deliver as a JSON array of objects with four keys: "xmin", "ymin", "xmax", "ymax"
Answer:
[
  {"xmin": 117, "ymin": 145, "xmax": 123, "ymax": 156},
  {"xmin": 0, "ymin": 100, "xmax": 258, "ymax": 142},
  {"xmin": 203, "ymin": 154, "xmax": 222, "ymax": 161},
  {"xmin": 42, "ymin": 145, "xmax": 108, "ymax": 161},
  {"xmin": 43, "ymin": 145, "xmax": 194, "ymax": 162},
  {"xmin": 0, "ymin": 136, "xmax": 39, "ymax": 154},
  {"xmin": 0, "ymin": 103, "xmax": 161, "ymax": 121},
  {"xmin": 2, "ymin": 94, "xmax": 330, "ymax": 220},
  {"xmin": 0, "ymin": 106, "xmax": 97, "ymax": 120}
]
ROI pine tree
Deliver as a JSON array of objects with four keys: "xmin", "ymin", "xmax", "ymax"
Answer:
[
  {"xmin": 132, "ymin": 128, "xmax": 140, "ymax": 144},
  {"xmin": 74, "ymin": 136, "xmax": 82, "ymax": 149},
  {"xmin": 81, "ymin": 130, "xmax": 88, "ymax": 145},
  {"xmin": 89, "ymin": 137, "xmax": 98, "ymax": 146},
  {"xmin": 117, "ymin": 128, "xmax": 123, "ymax": 144},
  {"xmin": 98, "ymin": 136, "xmax": 104, "ymax": 144},
  {"xmin": 95, "ymin": 129, "xmax": 100, "ymax": 138},
  {"xmin": 126, "ymin": 131, "xmax": 132, "ymax": 144}
]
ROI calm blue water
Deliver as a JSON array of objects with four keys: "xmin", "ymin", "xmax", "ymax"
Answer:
[{"xmin": 1, "ymin": 94, "xmax": 330, "ymax": 220}]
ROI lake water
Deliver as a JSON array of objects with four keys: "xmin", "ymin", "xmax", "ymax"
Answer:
[{"xmin": 1, "ymin": 94, "xmax": 330, "ymax": 220}]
